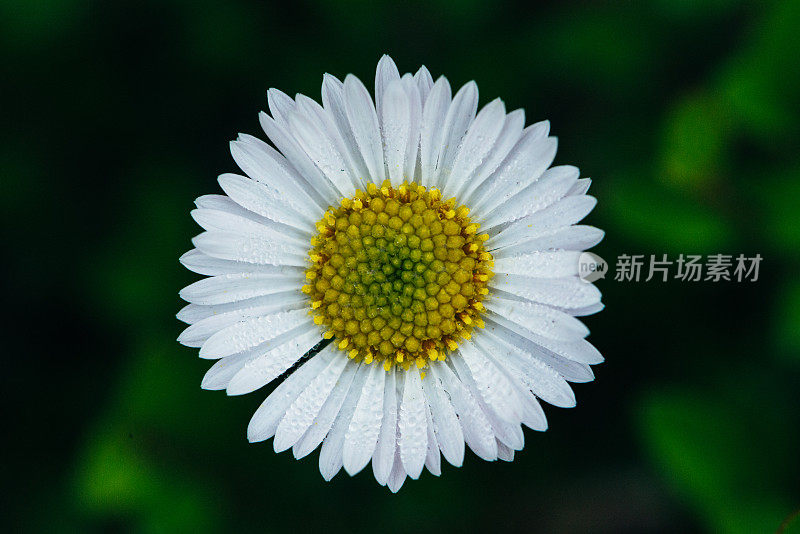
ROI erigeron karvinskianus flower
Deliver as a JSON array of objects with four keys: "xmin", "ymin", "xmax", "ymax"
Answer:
[{"xmin": 178, "ymin": 55, "xmax": 604, "ymax": 492}]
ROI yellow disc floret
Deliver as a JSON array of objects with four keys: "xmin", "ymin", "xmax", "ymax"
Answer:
[{"xmin": 305, "ymin": 180, "xmax": 493, "ymax": 371}]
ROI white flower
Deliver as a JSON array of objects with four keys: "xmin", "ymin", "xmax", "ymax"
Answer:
[{"xmin": 178, "ymin": 55, "xmax": 604, "ymax": 492}]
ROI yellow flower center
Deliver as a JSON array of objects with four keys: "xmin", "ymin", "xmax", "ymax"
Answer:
[{"xmin": 303, "ymin": 180, "xmax": 493, "ymax": 371}]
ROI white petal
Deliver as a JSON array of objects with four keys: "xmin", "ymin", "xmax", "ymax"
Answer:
[
  {"xmin": 481, "ymin": 165, "xmax": 580, "ymax": 230},
  {"xmin": 372, "ymin": 367, "xmax": 398, "ymax": 485},
  {"xmin": 274, "ymin": 350, "xmax": 349, "ymax": 452},
  {"xmin": 400, "ymin": 74, "xmax": 422, "ymax": 182},
  {"xmin": 375, "ymin": 54, "xmax": 401, "ymax": 126},
  {"xmin": 468, "ymin": 120, "xmax": 550, "ymax": 204},
  {"xmin": 386, "ymin": 448, "xmax": 407, "ymax": 493},
  {"xmin": 494, "ymin": 250, "xmax": 582, "ymax": 278},
  {"xmin": 430, "ymin": 361, "xmax": 497, "ymax": 461},
  {"xmin": 321, "ymin": 73, "xmax": 371, "ymax": 186},
  {"xmin": 230, "ymin": 134, "xmax": 321, "ymax": 223},
  {"xmin": 179, "ymin": 273, "xmax": 304, "ymax": 305},
  {"xmin": 200, "ymin": 342, "xmax": 271, "ymax": 387},
  {"xmin": 515, "ymin": 389, "xmax": 548, "ymax": 432},
  {"xmin": 494, "ymin": 226, "xmax": 605, "ymax": 257},
  {"xmin": 298, "ymin": 93, "xmax": 368, "ymax": 192},
  {"xmin": 190, "ymin": 209, "xmax": 307, "ymax": 249},
  {"xmin": 176, "ymin": 303, "xmax": 195, "ymax": 324},
  {"xmin": 496, "ymin": 440, "xmax": 515, "ymax": 462},
  {"xmin": 450, "ymin": 354, "xmax": 524, "ymax": 450},
  {"xmin": 192, "ymin": 231, "xmax": 308, "ymax": 268},
  {"xmin": 179, "ymin": 249, "xmax": 304, "ymax": 277},
  {"xmin": 398, "ymin": 366, "xmax": 427, "ymax": 479},
  {"xmin": 457, "ymin": 341, "xmax": 522, "ymax": 423},
  {"xmin": 247, "ymin": 350, "xmax": 333, "ymax": 443},
  {"xmin": 194, "ymin": 193, "xmax": 235, "ymax": 211},
  {"xmin": 431, "ymin": 81, "xmax": 478, "ymax": 190},
  {"xmin": 193, "ymin": 193, "xmax": 309, "ymax": 241},
  {"xmin": 490, "ymin": 274, "xmax": 602, "ymax": 311},
  {"xmin": 424, "ymin": 405, "xmax": 441, "ymax": 476},
  {"xmin": 344, "ymin": 74, "xmax": 385, "ymax": 185},
  {"xmin": 288, "ymin": 109, "xmax": 355, "ymax": 198},
  {"xmin": 191, "ymin": 206, "xmax": 303, "ymax": 247},
  {"xmin": 177, "ymin": 294, "xmax": 305, "ymax": 347},
  {"xmin": 484, "ymin": 319, "xmax": 596, "ymax": 383},
  {"xmin": 414, "ymin": 66, "xmax": 434, "ymax": 106},
  {"xmin": 569, "ymin": 302, "xmax": 606, "ymax": 317},
  {"xmin": 381, "ymin": 80, "xmax": 411, "ymax": 186},
  {"xmin": 226, "ymin": 326, "xmax": 321, "ymax": 395},
  {"xmin": 443, "ymin": 98, "xmax": 505, "ymax": 198},
  {"xmin": 460, "ymin": 109, "xmax": 526, "ymax": 202},
  {"xmin": 419, "ymin": 77, "xmax": 451, "ymax": 187},
  {"xmin": 530, "ymin": 334, "xmax": 604, "ymax": 366},
  {"xmin": 485, "ymin": 297, "xmax": 589, "ymax": 341},
  {"xmin": 267, "ymin": 88, "xmax": 295, "ymax": 127},
  {"xmin": 472, "ymin": 408, "xmax": 523, "ymax": 452},
  {"xmin": 487, "ymin": 308, "xmax": 601, "ymax": 364},
  {"xmin": 475, "ymin": 337, "xmax": 550, "ymax": 430},
  {"xmin": 217, "ymin": 173, "xmax": 315, "ymax": 234},
  {"xmin": 293, "ymin": 359, "xmax": 360, "ymax": 459},
  {"xmin": 343, "ymin": 363, "xmax": 385, "ymax": 475},
  {"xmin": 200, "ymin": 351, "xmax": 253, "ymax": 390},
  {"xmin": 199, "ymin": 308, "xmax": 310, "ymax": 359},
  {"xmin": 478, "ymin": 329, "xmax": 576, "ymax": 407},
  {"xmin": 319, "ymin": 362, "xmax": 370, "ymax": 481},
  {"xmin": 569, "ymin": 178, "xmax": 592, "ymax": 196},
  {"xmin": 259, "ymin": 111, "xmax": 339, "ymax": 206},
  {"xmin": 421, "ymin": 366, "xmax": 465, "ymax": 467},
  {"xmin": 176, "ymin": 291, "xmax": 302, "ymax": 324},
  {"xmin": 487, "ymin": 195, "xmax": 597, "ymax": 251}
]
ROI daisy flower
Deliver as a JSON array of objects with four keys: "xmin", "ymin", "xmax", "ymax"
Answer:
[{"xmin": 178, "ymin": 55, "xmax": 604, "ymax": 492}]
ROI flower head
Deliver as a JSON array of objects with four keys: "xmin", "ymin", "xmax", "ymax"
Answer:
[{"xmin": 178, "ymin": 55, "xmax": 604, "ymax": 492}]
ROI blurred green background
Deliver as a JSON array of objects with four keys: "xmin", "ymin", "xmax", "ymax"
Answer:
[{"xmin": 3, "ymin": 0, "xmax": 799, "ymax": 532}]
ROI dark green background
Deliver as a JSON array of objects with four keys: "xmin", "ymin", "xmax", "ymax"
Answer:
[{"xmin": 3, "ymin": 0, "xmax": 799, "ymax": 532}]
